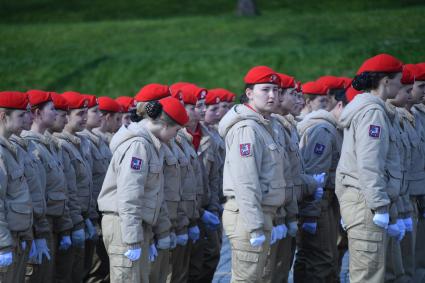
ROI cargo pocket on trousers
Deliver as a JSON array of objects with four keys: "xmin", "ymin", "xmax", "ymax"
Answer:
[
  {"xmin": 349, "ymin": 229, "xmax": 383, "ymax": 269},
  {"xmin": 108, "ymin": 245, "xmax": 133, "ymax": 268},
  {"xmin": 223, "ymin": 204, "xmax": 238, "ymax": 235}
]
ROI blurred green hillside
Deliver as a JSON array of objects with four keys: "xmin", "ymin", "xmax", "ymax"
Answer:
[{"xmin": 0, "ymin": 0, "xmax": 424, "ymax": 97}]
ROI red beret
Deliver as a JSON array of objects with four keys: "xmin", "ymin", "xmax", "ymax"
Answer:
[
  {"xmin": 413, "ymin": 63, "xmax": 425, "ymax": 81},
  {"xmin": 170, "ymin": 82, "xmax": 193, "ymax": 98},
  {"xmin": 401, "ymin": 65, "xmax": 415, "ymax": 85},
  {"xmin": 346, "ymin": 87, "xmax": 361, "ymax": 102},
  {"xmin": 50, "ymin": 92, "xmax": 69, "ymax": 111},
  {"xmin": 205, "ymin": 90, "xmax": 221, "ymax": 105},
  {"xmin": 98, "ymin": 96, "xmax": 121, "ymax": 113},
  {"xmin": 209, "ymin": 88, "xmax": 234, "ymax": 103},
  {"xmin": 82, "ymin": 94, "xmax": 98, "ymax": 108},
  {"xmin": 0, "ymin": 91, "xmax": 30, "ymax": 110},
  {"xmin": 244, "ymin": 66, "xmax": 280, "ymax": 85},
  {"xmin": 302, "ymin": 81, "xmax": 327, "ymax": 95},
  {"xmin": 115, "ymin": 96, "xmax": 136, "ymax": 112},
  {"xmin": 62, "ymin": 91, "xmax": 89, "ymax": 109},
  {"xmin": 295, "ymin": 81, "xmax": 302, "ymax": 92},
  {"xmin": 316, "ymin": 76, "xmax": 346, "ymax": 91},
  {"xmin": 181, "ymin": 91, "xmax": 198, "ymax": 105},
  {"xmin": 159, "ymin": 97, "xmax": 189, "ymax": 126},
  {"xmin": 27, "ymin": 89, "xmax": 52, "ymax": 107},
  {"xmin": 340, "ymin": 77, "xmax": 353, "ymax": 89},
  {"xmin": 277, "ymin": 73, "xmax": 295, "ymax": 89},
  {"xmin": 225, "ymin": 92, "xmax": 236, "ymax": 102},
  {"xmin": 356, "ymin": 54, "xmax": 403, "ymax": 75},
  {"xmin": 135, "ymin": 83, "xmax": 170, "ymax": 102},
  {"xmin": 181, "ymin": 84, "xmax": 207, "ymax": 100}
]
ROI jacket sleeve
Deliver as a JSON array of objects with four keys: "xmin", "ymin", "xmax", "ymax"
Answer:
[
  {"xmin": 153, "ymin": 199, "xmax": 171, "ymax": 240},
  {"xmin": 116, "ymin": 141, "xmax": 149, "ymax": 245},
  {"xmin": 175, "ymin": 202, "xmax": 189, "ymax": 235},
  {"xmin": 205, "ymin": 147, "xmax": 221, "ymax": 214},
  {"xmin": 0, "ymin": 157, "xmax": 12, "ymax": 251},
  {"xmin": 355, "ymin": 109, "xmax": 391, "ymax": 212},
  {"xmin": 299, "ymin": 126, "xmax": 334, "ymax": 219},
  {"xmin": 285, "ymin": 193, "xmax": 298, "ymax": 223},
  {"xmin": 61, "ymin": 148, "xmax": 84, "ymax": 230},
  {"xmin": 226, "ymin": 125, "xmax": 264, "ymax": 235}
]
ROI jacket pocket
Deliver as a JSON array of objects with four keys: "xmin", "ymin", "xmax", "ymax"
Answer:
[
  {"xmin": 46, "ymin": 191, "xmax": 66, "ymax": 216},
  {"xmin": 7, "ymin": 202, "xmax": 32, "ymax": 232},
  {"xmin": 7, "ymin": 168, "xmax": 25, "ymax": 199}
]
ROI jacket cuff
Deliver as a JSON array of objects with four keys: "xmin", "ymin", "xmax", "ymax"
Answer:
[{"xmin": 249, "ymin": 229, "xmax": 264, "ymax": 239}]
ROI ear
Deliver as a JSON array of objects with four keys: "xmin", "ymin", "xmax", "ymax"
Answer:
[
  {"xmin": 0, "ymin": 111, "xmax": 6, "ymax": 121},
  {"xmin": 245, "ymin": 87, "xmax": 254, "ymax": 100}
]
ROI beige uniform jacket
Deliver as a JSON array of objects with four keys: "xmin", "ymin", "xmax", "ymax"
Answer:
[
  {"xmin": 198, "ymin": 124, "xmax": 221, "ymax": 214},
  {"xmin": 206, "ymin": 125, "xmax": 225, "ymax": 202},
  {"xmin": 54, "ymin": 132, "xmax": 93, "ymax": 220},
  {"xmin": 274, "ymin": 114, "xmax": 318, "ymax": 219},
  {"xmin": 98, "ymin": 121, "xmax": 168, "ymax": 246},
  {"xmin": 93, "ymin": 128, "xmax": 112, "ymax": 146},
  {"xmin": 78, "ymin": 129, "xmax": 111, "ymax": 220},
  {"xmin": 176, "ymin": 129, "xmax": 203, "ymax": 225},
  {"xmin": 22, "ymin": 130, "xmax": 73, "ymax": 233},
  {"xmin": 0, "ymin": 137, "xmax": 33, "ymax": 251},
  {"xmin": 45, "ymin": 131, "xmax": 84, "ymax": 230},
  {"xmin": 10, "ymin": 135, "xmax": 50, "ymax": 239},
  {"xmin": 336, "ymin": 93, "xmax": 392, "ymax": 213},
  {"xmin": 219, "ymin": 104, "xmax": 286, "ymax": 235},
  {"xmin": 297, "ymin": 110, "xmax": 342, "ymax": 219},
  {"xmin": 411, "ymin": 104, "xmax": 425, "ymax": 211}
]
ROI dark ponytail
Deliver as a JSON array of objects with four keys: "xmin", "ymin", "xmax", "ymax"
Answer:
[
  {"xmin": 130, "ymin": 108, "xmax": 142, "ymax": 122},
  {"xmin": 145, "ymin": 101, "xmax": 163, "ymax": 119},
  {"xmin": 352, "ymin": 72, "xmax": 397, "ymax": 91}
]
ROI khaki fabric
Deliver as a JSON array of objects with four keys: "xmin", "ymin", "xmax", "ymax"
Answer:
[
  {"xmin": 22, "ymin": 131, "xmax": 73, "ymax": 233},
  {"xmin": 219, "ymin": 105, "xmax": 287, "ymax": 235},
  {"xmin": 98, "ymin": 121, "xmax": 165, "ymax": 246},
  {"xmin": 168, "ymin": 243, "xmax": 192, "ymax": 283},
  {"xmin": 149, "ymin": 249, "xmax": 170, "ymax": 283},
  {"xmin": 339, "ymin": 188, "xmax": 387, "ymax": 283},
  {"xmin": 102, "ymin": 214, "xmax": 152, "ymax": 283},
  {"xmin": 223, "ymin": 199, "xmax": 273, "ymax": 283}
]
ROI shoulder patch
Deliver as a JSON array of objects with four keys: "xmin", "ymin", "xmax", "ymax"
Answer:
[
  {"xmin": 130, "ymin": 157, "xmax": 143, "ymax": 170},
  {"xmin": 369, "ymin": 125, "xmax": 381, "ymax": 138},
  {"xmin": 239, "ymin": 143, "xmax": 252, "ymax": 157},
  {"xmin": 314, "ymin": 143, "xmax": 326, "ymax": 155}
]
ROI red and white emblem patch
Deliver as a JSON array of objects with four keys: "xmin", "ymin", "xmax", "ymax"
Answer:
[
  {"xmin": 240, "ymin": 143, "xmax": 252, "ymax": 157},
  {"xmin": 130, "ymin": 157, "xmax": 143, "ymax": 170},
  {"xmin": 369, "ymin": 125, "xmax": 381, "ymax": 138}
]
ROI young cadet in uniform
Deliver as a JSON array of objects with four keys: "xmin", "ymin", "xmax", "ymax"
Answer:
[
  {"xmin": 169, "ymin": 89, "xmax": 203, "ymax": 283},
  {"xmin": 92, "ymin": 96, "xmax": 121, "ymax": 146},
  {"xmin": 294, "ymin": 78, "xmax": 346, "ymax": 282},
  {"xmin": 54, "ymin": 91, "xmax": 94, "ymax": 282},
  {"xmin": 22, "ymin": 90, "xmax": 74, "ymax": 283},
  {"xmin": 115, "ymin": 96, "xmax": 136, "ymax": 128},
  {"xmin": 0, "ymin": 91, "xmax": 33, "ymax": 283},
  {"xmin": 406, "ymin": 63, "xmax": 425, "ymax": 282},
  {"xmin": 132, "ymin": 84, "xmax": 175, "ymax": 283},
  {"xmin": 385, "ymin": 66, "xmax": 415, "ymax": 282},
  {"xmin": 181, "ymin": 84, "xmax": 222, "ymax": 283},
  {"xmin": 298, "ymin": 81, "xmax": 329, "ymax": 120},
  {"xmin": 218, "ymin": 66, "xmax": 286, "ymax": 282},
  {"xmin": 316, "ymin": 76, "xmax": 347, "ymax": 111},
  {"xmin": 336, "ymin": 54, "xmax": 403, "ymax": 283},
  {"xmin": 9, "ymin": 93, "xmax": 45, "ymax": 283},
  {"xmin": 80, "ymin": 96, "xmax": 120, "ymax": 283},
  {"xmin": 98, "ymin": 97, "xmax": 188, "ymax": 283}
]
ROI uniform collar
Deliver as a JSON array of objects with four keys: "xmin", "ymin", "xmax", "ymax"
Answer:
[
  {"xmin": 79, "ymin": 129, "xmax": 101, "ymax": 146},
  {"xmin": 21, "ymin": 130, "xmax": 50, "ymax": 146},
  {"xmin": 54, "ymin": 131, "xmax": 81, "ymax": 146},
  {"xmin": 10, "ymin": 134, "xmax": 28, "ymax": 149},
  {"xmin": 0, "ymin": 136, "xmax": 17, "ymax": 156}
]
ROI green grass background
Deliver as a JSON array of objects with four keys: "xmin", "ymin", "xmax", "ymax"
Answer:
[{"xmin": 0, "ymin": 0, "xmax": 424, "ymax": 97}]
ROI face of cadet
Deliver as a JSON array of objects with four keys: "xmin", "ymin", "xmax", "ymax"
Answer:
[
  {"xmin": 2, "ymin": 109, "xmax": 27, "ymax": 135},
  {"xmin": 185, "ymin": 104, "xmax": 200, "ymax": 128},
  {"xmin": 247, "ymin": 83, "xmax": 279, "ymax": 115},
  {"xmin": 38, "ymin": 101, "xmax": 57, "ymax": 129},
  {"xmin": 204, "ymin": 104, "xmax": 221, "ymax": 124},
  {"xmin": 121, "ymin": 113, "xmax": 131, "ymax": 127},
  {"xmin": 411, "ymin": 80, "xmax": 425, "ymax": 104},
  {"xmin": 217, "ymin": 102, "xmax": 229, "ymax": 119},
  {"xmin": 308, "ymin": 95, "xmax": 329, "ymax": 112},
  {"xmin": 52, "ymin": 110, "xmax": 68, "ymax": 132},
  {"xmin": 87, "ymin": 106, "xmax": 102, "ymax": 129},
  {"xmin": 158, "ymin": 124, "xmax": 181, "ymax": 143},
  {"xmin": 195, "ymin": 99, "xmax": 206, "ymax": 121},
  {"xmin": 277, "ymin": 87, "xmax": 298, "ymax": 114},
  {"xmin": 68, "ymin": 108, "xmax": 88, "ymax": 132}
]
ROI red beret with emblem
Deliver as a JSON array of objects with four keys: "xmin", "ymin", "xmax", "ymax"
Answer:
[
  {"xmin": 302, "ymin": 81, "xmax": 328, "ymax": 95},
  {"xmin": 62, "ymin": 91, "xmax": 88, "ymax": 109},
  {"xmin": 205, "ymin": 90, "xmax": 221, "ymax": 105},
  {"xmin": 244, "ymin": 66, "xmax": 280, "ymax": 85},
  {"xmin": 316, "ymin": 76, "xmax": 346, "ymax": 91},
  {"xmin": 115, "ymin": 96, "xmax": 136, "ymax": 112},
  {"xmin": 340, "ymin": 77, "xmax": 353, "ymax": 89},
  {"xmin": 159, "ymin": 96, "xmax": 189, "ymax": 126},
  {"xmin": 277, "ymin": 73, "xmax": 295, "ymax": 89},
  {"xmin": 50, "ymin": 92, "xmax": 69, "ymax": 111},
  {"xmin": 0, "ymin": 91, "xmax": 30, "ymax": 110},
  {"xmin": 401, "ymin": 65, "xmax": 415, "ymax": 85},
  {"xmin": 82, "ymin": 94, "xmax": 98, "ymax": 108},
  {"xmin": 27, "ymin": 89, "xmax": 52, "ymax": 107},
  {"xmin": 209, "ymin": 88, "xmax": 227, "ymax": 102},
  {"xmin": 98, "ymin": 96, "xmax": 121, "ymax": 113},
  {"xmin": 180, "ymin": 84, "xmax": 207, "ymax": 100},
  {"xmin": 346, "ymin": 87, "xmax": 361, "ymax": 102},
  {"xmin": 413, "ymin": 63, "xmax": 425, "ymax": 81},
  {"xmin": 135, "ymin": 83, "xmax": 170, "ymax": 102},
  {"xmin": 181, "ymin": 91, "xmax": 198, "ymax": 105},
  {"xmin": 356, "ymin": 54, "xmax": 403, "ymax": 75},
  {"xmin": 170, "ymin": 82, "xmax": 193, "ymax": 99}
]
